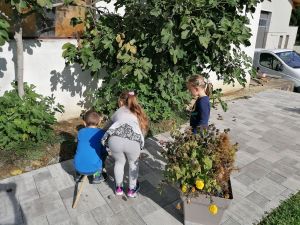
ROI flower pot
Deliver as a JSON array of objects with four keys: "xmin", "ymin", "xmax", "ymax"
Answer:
[
  {"xmin": 182, "ymin": 181, "xmax": 233, "ymax": 225},
  {"xmin": 183, "ymin": 194, "xmax": 232, "ymax": 225}
]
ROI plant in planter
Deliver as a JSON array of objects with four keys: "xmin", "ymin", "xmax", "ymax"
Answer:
[{"xmin": 161, "ymin": 124, "xmax": 238, "ymax": 225}]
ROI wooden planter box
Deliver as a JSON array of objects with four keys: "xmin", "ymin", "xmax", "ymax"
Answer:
[{"xmin": 183, "ymin": 182, "xmax": 233, "ymax": 225}]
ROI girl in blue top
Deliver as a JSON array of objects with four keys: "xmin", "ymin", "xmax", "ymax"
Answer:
[{"xmin": 186, "ymin": 75, "xmax": 211, "ymax": 133}]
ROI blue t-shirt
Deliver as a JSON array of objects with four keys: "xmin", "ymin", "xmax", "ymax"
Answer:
[
  {"xmin": 190, "ymin": 96, "xmax": 210, "ymax": 132},
  {"xmin": 74, "ymin": 127, "xmax": 106, "ymax": 174}
]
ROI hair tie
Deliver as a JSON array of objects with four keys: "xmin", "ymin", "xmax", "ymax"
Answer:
[{"xmin": 128, "ymin": 91, "xmax": 135, "ymax": 96}]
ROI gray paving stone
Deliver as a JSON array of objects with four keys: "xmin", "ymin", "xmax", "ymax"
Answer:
[
  {"xmin": 97, "ymin": 216, "xmax": 122, "ymax": 225},
  {"xmin": 280, "ymin": 188, "xmax": 294, "ymax": 198},
  {"xmin": 249, "ymin": 177, "xmax": 286, "ymax": 200},
  {"xmin": 253, "ymin": 158, "xmax": 273, "ymax": 171},
  {"xmin": 246, "ymin": 191, "xmax": 270, "ymax": 208},
  {"xmin": 234, "ymin": 151, "xmax": 258, "ymax": 168},
  {"xmin": 245, "ymin": 139, "xmax": 273, "ymax": 151},
  {"xmin": 243, "ymin": 146, "xmax": 259, "ymax": 155},
  {"xmin": 132, "ymin": 195, "xmax": 160, "ymax": 218},
  {"xmin": 281, "ymin": 176, "xmax": 300, "ymax": 191},
  {"xmin": 227, "ymin": 198, "xmax": 264, "ymax": 225},
  {"xmin": 35, "ymin": 178, "xmax": 58, "ymax": 197},
  {"xmin": 276, "ymin": 156, "xmax": 299, "ymax": 167},
  {"xmin": 264, "ymin": 194, "xmax": 287, "ymax": 212},
  {"xmin": 266, "ymin": 171, "xmax": 287, "ymax": 184},
  {"xmin": 256, "ymin": 148, "xmax": 283, "ymax": 163},
  {"xmin": 15, "ymin": 175, "xmax": 37, "ymax": 195},
  {"xmin": 33, "ymin": 170, "xmax": 52, "ymax": 182},
  {"xmin": 20, "ymin": 196, "xmax": 45, "ymax": 219},
  {"xmin": 240, "ymin": 162, "xmax": 270, "ymax": 181},
  {"xmin": 0, "ymin": 191, "xmax": 23, "ymax": 225},
  {"xmin": 24, "ymin": 215, "xmax": 49, "ymax": 225},
  {"xmin": 272, "ymin": 162, "xmax": 298, "ymax": 177},
  {"xmin": 221, "ymin": 217, "xmax": 242, "ymax": 225},
  {"xmin": 74, "ymin": 212, "xmax": 99, "ymax": 225},
  {"xmin": 90, "ymin": 204, "xmax": 114, "ymax": 224},
  {"xmin": 47, "ymin": 209, "xmax": 71, "ymax": 225},
  {"xmin": 117, "ymin": 207, "xmax": 146, "ymax": 225},
  {"xmin": 235, "ymin": 173, "xmax": 255, "ymax": 186},
  {"xmin": 142, "ymin": 208, "xmax": 182, "ymax": 225},
  {"xmin": 18, "ymin": 188, "xmax": 40, "ymax": 204},
  {"xmin": 230, "ymin": 178, "xmax": 252, "ymax": 200}
]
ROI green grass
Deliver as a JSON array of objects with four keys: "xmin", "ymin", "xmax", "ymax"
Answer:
[{"xmin": 258, "ymin": 191, "xmax": 300, "ymax": 225}]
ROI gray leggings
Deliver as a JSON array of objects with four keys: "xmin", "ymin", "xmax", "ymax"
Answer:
[{"xmin": 108, "ymin": 136, "xmax": 140, "ymax": 189}]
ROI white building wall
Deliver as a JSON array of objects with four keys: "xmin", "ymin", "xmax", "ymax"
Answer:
[
  {"xmin": 0, "ymin": 2, "xmax": 261, "ymax": 120},
  {"xmin": 261, "ymin": 0, "xmax": 298, "ymax": 49},
  {"xmin": 0, "ymin": 39, "xmax": 101, "ymax": 121}
]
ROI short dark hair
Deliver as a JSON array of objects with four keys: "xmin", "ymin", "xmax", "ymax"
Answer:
[{"xmin": 84, "ymin": 111, "xmax": 101, "ymax": 126}]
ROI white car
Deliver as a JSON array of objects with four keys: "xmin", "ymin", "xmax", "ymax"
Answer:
[{"xmin": 253, "ymin": 49, "xmax": 300, "ymax": 92}]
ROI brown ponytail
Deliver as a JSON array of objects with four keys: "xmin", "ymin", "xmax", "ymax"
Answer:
[
  {"xmin": 187, "ymin": 75, "xmax": 213, "ymax": 97},
  {"xmin": 119, "ymin": 91, "xmax": 149, "ymax": 134}
]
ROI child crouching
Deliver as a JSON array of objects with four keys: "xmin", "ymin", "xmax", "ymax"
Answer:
[{"xmin": 74, "ymin": 110, "xmax": 107, "ymax": 183}]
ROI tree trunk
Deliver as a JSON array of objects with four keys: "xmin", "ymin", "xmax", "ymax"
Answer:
[{"xmin": 14, "ymin": 22, "xmax": 24, "ymax": 98}]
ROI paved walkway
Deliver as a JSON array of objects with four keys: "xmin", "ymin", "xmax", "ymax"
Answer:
[{"xmin": 1, "ymin": 89, "xmax": 300, "ymax": 225}]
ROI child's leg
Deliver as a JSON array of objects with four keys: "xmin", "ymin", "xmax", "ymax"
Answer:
[
  {"xmin": 108, "ymin": 136, "xmax": 126, "ymax": 187},
  {"xmin": 124, "ymin": 140, "xmax": 141, "ymax": 190}
]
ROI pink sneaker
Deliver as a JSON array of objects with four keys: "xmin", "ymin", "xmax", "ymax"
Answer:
[
  {"xmin": 127, "ymin": 182, "xmax": 140, "ymax": 198},
  {"xmin": 115, "ymin": 186, "xmax": 124, "ymax": 195}
]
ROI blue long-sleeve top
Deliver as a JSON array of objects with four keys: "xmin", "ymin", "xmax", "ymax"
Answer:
[
  {"xmin": 74, "ymin": 127, "xmax": 106, "ymax": 174},
  {"xmin": 190, "ymin": 96, "xmax": 210, "ymax": 132}
]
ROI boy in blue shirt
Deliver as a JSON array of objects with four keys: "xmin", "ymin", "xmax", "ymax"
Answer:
[{"xmin": 74, "ymin": 110, "xmax": 107, "ymax": 184}]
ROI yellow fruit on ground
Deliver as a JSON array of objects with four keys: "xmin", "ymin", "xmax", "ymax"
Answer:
[
  {"xmin": 195, "ymin": 180, "xmax": 204, "ymax": 190},
  {"xmin": 209, "ymin": 204, "xmax": 218, "ymax": 215},
  {"xmin": 176, "ymin": 203, "xmax": 181, "ymax": 210},
  {"xmin": 10, "ymin": 169, "xmax": 22, "ymax": 176},
  {"xmin": 191, "ymin": 187, "xmax": 196, "ymax": 193},
  {"xmin": 181, "ymin": 185, "xmax": 187, "ymax": 193}
]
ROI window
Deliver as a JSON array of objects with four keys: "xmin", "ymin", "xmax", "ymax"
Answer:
[
  {"xmin": 276, "ymin": 51, "xmax": 300, "ymax": 68},
  {"xmin": 259, "ymin": 53, "xmax": 282, "ymax": 71},
  {"xmin": 259, "ymin": 11, "xmax": 271, "ymax": 28}
]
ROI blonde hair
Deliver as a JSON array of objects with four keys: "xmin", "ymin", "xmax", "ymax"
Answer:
[
  {"xmin": 187, "ymin": 75, "xmax": 213, "ymax": 97},
  {"xmin": 119, "ymin": 91, "xmax": 149, "ymax": 134}
]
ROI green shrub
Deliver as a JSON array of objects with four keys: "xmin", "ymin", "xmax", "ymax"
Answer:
[
  {"xmin": 0, "ymin": 83, "xmax": 64, "ymax": 156},
  {"xmin": 62, "ymin": 0, "xmax": 259, "ymax": 121}
]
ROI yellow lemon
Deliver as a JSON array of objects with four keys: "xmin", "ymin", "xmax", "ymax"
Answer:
[
  {"xmin": 209, "ymin": 204, "xmax": 218, "ymax": 215},
  {"xmin": 10, "ymin": 169, "xmax": 22, "ymax": 176},
  {"xmin": 195, "ymin": 180, "xmax": 204, "ymax": 190},
  {"xmin": 181, "ymin": 185, "xmax": 187, "ymax": 193},
  {"xmin": 124, "ymin": 43, "xmax": 131, "ymax": 51},
  {"xmin": 129, "ymin": 45, "xmax": 137, "ymax": 54},
  {"xmin": 116, "ymin": 34, "xmax": 122, "ymax": 43}
]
